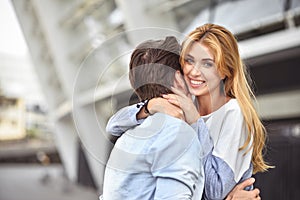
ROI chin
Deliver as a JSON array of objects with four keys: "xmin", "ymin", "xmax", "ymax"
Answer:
[
  {"xmin": 189, "ymin": 88, "xmax": 209, "ymax": 97},
  {"xmin": 189, "ymin": 89, "xmax": 202, "ymax": 96}
]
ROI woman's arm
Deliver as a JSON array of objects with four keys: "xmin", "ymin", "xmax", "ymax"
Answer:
[
  {"xmin": 189, "ymin": 113, "xmax": 241, "ymax": 200},
  {"xmin": 202, "ymin": 108, "xmax": 253, "ymax": 199}
]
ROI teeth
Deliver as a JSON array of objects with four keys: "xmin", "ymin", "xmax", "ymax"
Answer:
[{"xmin": 191, "ymin": 80, "xmax": 204, "ymax": 85}]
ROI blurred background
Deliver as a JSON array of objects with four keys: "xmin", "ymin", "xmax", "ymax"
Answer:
[{"xmin": 0, "ymin": 0, "xmax": 299, "ymax": 199}]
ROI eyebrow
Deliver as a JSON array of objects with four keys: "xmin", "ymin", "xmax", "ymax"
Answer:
[
  {"xmin": 202, "ymin": 58, "xmax": 214, "ymax": 62},
  {"xmin": 185, "ymin": 54, "xmax": 194, "ymax": 59},
  {"xmin": 186, "ymin": 54, "xmax": 214, "ymax": 62}
]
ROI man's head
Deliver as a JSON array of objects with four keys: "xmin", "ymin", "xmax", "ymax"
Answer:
[{"xmin": 129, "ymin": 36, "xmax": 184, "ymax": 101}]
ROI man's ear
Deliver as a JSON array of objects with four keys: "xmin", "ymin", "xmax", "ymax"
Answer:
[
  {"xmin": 174, "ymin": 71, "xmax": 183, "ymax": 86},
  {"xmin": 174, "ymin": 70, "xmax": 188, "ymax": 95}
]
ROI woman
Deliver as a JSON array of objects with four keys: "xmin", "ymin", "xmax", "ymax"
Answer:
[{"xmin": 106, "ymin": 24, "xmax": 269, "ymax": 199}]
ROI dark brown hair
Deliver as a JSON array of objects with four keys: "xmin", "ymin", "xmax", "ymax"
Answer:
[{"xmin": 129, "ymin": 36, "xmax": 182, "ymax": 101}]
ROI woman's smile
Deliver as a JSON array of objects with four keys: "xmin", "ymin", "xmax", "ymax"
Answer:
[{"xmin": 189, "ymin": 78, "xmax": 206, "ymax": 88}]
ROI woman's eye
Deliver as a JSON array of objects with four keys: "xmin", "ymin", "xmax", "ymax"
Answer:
[
  {"xmin": 202, "ymin": 61, "xmax": 214, "ymax": 68},
  {"xmin": 185, "ymin": 58, "xmax": 194, "ymax": 65}
]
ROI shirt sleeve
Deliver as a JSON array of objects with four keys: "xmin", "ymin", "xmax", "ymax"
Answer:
[
  {"xmin": 105, "ymin": 104, "xmax": 144, "ymax": 136},
  {"xmin": 151, "ymin": 123, "xmax": 205, "ymax": 200},
  {"xmin": 202, "ymin": 109, "xmax": 253, "ymax": 200},
  {"xmin": 190, "ymin": 118, "xmax": 214, "ymax": 161}
]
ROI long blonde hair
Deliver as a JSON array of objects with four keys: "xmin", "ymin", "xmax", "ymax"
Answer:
[{"xmin": 180, "ymin": 23, "xmax": 271, "ymax": 173}]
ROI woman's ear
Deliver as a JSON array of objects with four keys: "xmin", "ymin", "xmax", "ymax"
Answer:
[{"xmin": 219, "ymin": 72, "xmax": 226, "ymax": 80}]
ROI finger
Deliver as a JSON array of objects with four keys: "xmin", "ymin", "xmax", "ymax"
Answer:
[
  {"xmin": 238, "ymin": 177, "xmax": 255, "ymax": 189},
  {"xmin": 166, "ymin": 97, "xmax": 180, "ymax": 108},
  {"xmin": 171, "ymin": 86, "xmax": 187, "ymax": 97},
  {"xmin": 162, "ymin": 94, "xmax": 179, "ymax": 101},
  {"xmin": 165, "ymin": 94, "xmax": 186, "ymax": 109},
  {"xmin": 177, "ymin": 109, "xmax": 184, "ymax": 119},
  {"xmin": 224, "ymin": 195, "xmax": 232, "ymax": 200},
  {"xmin": 244, "ymin": 189, "xmax": 260, "ymax": 199},
  {"xmin": 253, "ymin": 188, "xmax": 260, "ymax": 197},
  {"xmin": 162, "ymin": 94, "xmax": 170, "ymax": 99},
  {"xmin": 166, "ymin": 105, "xmax": 184, "ymax": 120},
  {"xmin": 171, "ymin": 86, "xmax": 193, "ymax": 100}
]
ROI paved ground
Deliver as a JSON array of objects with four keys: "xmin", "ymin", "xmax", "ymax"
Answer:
[{"xmin": 0, "ymin": 164, "xmax": 99, "ymax": 200}]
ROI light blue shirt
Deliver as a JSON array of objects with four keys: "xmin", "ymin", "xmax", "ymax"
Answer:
[
  {"xmin": 105, "ymin": 101, "xmax": 254, "ymax": 200},
  {"xmin": 102, "ymin": 112, "xmax": 205, "ymax": 200}
]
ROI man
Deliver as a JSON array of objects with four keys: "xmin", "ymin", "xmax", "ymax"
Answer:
[{"xmin": 101, "ymin": 36, "xmax": 205, "ymax": 199}]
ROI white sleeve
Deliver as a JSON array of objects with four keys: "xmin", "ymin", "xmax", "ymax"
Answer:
[
  {"xmin": 212, "ymin": 108, "xmax": 253, "ymax": 183},
  {"xmin": 203, "ymin": 108, "xmax": 253, "ymax": 199}
]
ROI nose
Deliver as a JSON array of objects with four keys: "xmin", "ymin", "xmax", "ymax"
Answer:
[
  {"xmin": 183, "ymin": 62, "xmax": 202, "ymax": 77},
  {"xmin": 189, "ymin": 64, "xmax": 202, "ymax": 76}
]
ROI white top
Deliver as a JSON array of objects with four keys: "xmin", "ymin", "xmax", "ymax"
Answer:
[{"xmin": 201, "ymin": 99, "xmax": 253, "ymax": 182}]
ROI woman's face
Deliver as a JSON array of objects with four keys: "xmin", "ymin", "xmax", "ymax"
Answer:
[{"xmin": 182, "ymin": 42, "xmax": 224, "ymax": 98}]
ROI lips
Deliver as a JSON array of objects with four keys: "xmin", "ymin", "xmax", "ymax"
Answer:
[
  {"xmin": 188, "ymin": 78, "xmax": 206, "ymax": 88},
  {"xmin": 190, "ymin": 80, "xmax": 204, "ymax": 85}
]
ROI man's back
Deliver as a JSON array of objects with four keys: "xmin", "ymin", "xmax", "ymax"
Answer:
[{"xmin": 102, "ymin": 112, "xmax": 204, "ymax": 200}]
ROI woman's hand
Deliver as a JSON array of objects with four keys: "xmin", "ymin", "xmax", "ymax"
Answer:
[
  {"xmin": 162, "ymin": 87, "xmax": 200, "ymax": 125},
  {"xmin": 148, "ymin": 97, "xmax": 185, "ymax": 120},
  {"xmin": 225, "ymin": 178, "xmax": 261, "ymax": 200}
]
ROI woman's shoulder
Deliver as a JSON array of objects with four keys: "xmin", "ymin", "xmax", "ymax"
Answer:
[
  {"xmin": 214, "ymin": 98, "xmax": 243, "ymax": 122},
  {"xmin": 225, "ymin": 99, "xmax": 242, "ymax": 113}
]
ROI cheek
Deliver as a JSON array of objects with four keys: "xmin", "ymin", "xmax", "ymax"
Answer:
[
  {"xmin": 181, "ymin": 66, "xmax": 188, "ymax": 75},
  {"xmin": 182, "ymin": 64, "xmax": 192, "ymax": 75},
  {"xmin": 206, "ymin": 68, "xmax": 222, "ymax": 80},
  {"xmin": 183, "ymin": 74, "xmax": 189, "ymax": 84},
  {"xmin": 206, "ymin": 74, "xmax": 223, "ymax": 91}
]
